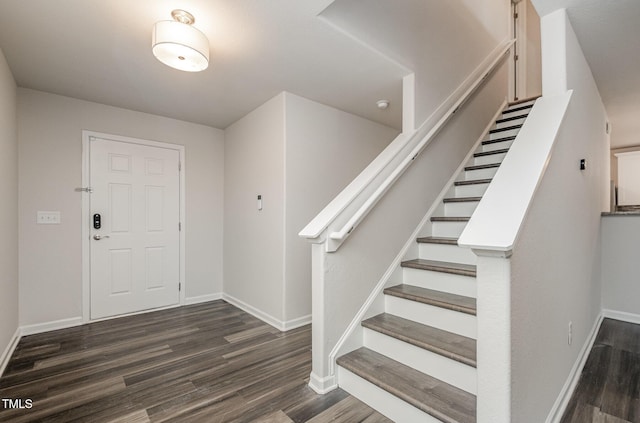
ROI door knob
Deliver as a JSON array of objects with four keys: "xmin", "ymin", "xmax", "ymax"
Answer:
[{"xmin": 93, "ymin": 234, "xmax": 110, "ymax": 240}]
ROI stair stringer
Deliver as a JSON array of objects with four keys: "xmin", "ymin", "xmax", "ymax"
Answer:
[{"xmin": 327, "ymin": 100, "xmax": 508, "ymax": 381}]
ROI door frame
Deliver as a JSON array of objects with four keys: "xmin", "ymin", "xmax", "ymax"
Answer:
[
  {"xmin": 81, "ymin": 130, "xmax": 186, "ymax": 323},
  {"xmin": 508, "ymin": 0, "xmax": 529, "ymax": 102}
]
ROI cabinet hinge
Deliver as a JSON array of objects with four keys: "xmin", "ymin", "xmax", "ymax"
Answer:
[
  {"xmin": 178, "ymin": 161, "xmax": 182, "ymax": 171},
  {"xmin": 514, "ymin": 11, "xmax": 519, "ymax": 19},
  {"xmin": 514, "ymin": 54, "xmax": 519, "ymax": 61},
  {"xmin": 179, "ymin": 283, "xmax": 181, "ymax": 292},
  {"xmin": 179, "ymin": 222, "xmax": 182, "ymax": 231}
]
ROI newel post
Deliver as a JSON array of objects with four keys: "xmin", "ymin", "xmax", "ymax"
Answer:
[
  {"xmin": 307, "ymin": 240, "xmax": 337, "ymax": 394},
  {"xmin": 473, "ymin": 248, "xmax": 513, "ymax": 423}
]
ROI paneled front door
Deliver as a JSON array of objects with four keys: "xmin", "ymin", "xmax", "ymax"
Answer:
[{"xmin": 89, "ymin": 137, "xmax": 180, "ymax": 319}]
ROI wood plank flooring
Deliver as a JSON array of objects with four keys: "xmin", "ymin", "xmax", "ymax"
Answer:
[
  {"xmin": 561, "ymin": 318, "xmax": 640, "ymax": 423},
  {"xmin": 0, "ymin": 301, "xmax": 391, "ymax": 423}
]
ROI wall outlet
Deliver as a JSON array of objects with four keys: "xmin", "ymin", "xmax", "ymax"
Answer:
[
  {"xmin": 37, "ymin": 211, "xmax": 61, "ymax": 224},
  {"xmin": 568, "ymin": 321, "xmax": 573, "ymax": 346}
]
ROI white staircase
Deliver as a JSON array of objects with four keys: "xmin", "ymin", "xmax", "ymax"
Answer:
[{"xmin": 336, "ymin": 99, "xmax": 537, "ymax": 423}]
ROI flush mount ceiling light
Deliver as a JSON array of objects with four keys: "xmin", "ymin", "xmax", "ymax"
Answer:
[{"xmin": 152, "ymin": 9, "xmax": 209, "ymax": 72}]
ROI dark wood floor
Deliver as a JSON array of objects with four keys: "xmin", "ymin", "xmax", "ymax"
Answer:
[
  {"xmin": 561, "ymin": 318, "xmax": 640, "ymax": 423},
  {"xmin": 0, "ymin": 300, "xmax": 391, "ymax": 423}
]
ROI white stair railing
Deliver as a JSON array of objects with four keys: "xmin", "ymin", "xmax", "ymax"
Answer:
[{"xmin": 300, "ymin": 39, "xmax": 515, "ymax": 252}]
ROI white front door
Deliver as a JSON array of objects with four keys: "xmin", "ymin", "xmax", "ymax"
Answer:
[{"xmin": 89, "ymin": 137, "xmax": 181, "ymax": 319}]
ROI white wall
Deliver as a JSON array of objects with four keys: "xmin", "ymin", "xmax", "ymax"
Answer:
[
  {"xmin": 316, "ymin": 61, "xmax": 508, "ymax": 378},
  {"xmin": 224, "ymin": 92, "xmax": 396, "ymax": 327},
  {"xmin": 224, "ymin": 93, "xmax": 287, "ymax": 322},
  {"xmin": 526, "ymin": 0, "xmax": 543, "ymax": 98},
  {"xmin": 284, "ymin": 93, "xmax": 398, "ymax": 322},
  {"xmin": 601, "ymin": 216, "xmax": 640, "ymax": 316},
  {"xmin": 510, "ymin": 9, "xmax": 609, "ymax": 422},
  {"xmin": 321, "ymin": 0, "xmax": 509, "ymax": 127},
  {"xmin": 0, "ymin": 49, "xmax": 19, "ymax": 365},
  {"xmin": 18, "ymin": 89, "xmax": 224, "ymax": 326}
]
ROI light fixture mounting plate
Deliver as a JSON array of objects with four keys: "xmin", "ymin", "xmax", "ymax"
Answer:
[{"xmin": 171, "ymin": 9, "xmax": 195, "ymax": 25}]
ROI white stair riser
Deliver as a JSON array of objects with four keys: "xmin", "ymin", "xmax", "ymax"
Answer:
[
  {"xmin": 431, "ymin": 221, "xmax": 467, "ymax": 238},
  {"xmin": 385, "ymin": 295, "xmax": 477, "ymax": 339},
  {"xmin": 402, "ymin": 267, "xmax": 476, "ymax": 298},
  {"xmin": 489, "ymin": 128, "xmax": 520, "ymax": 139},
  {"xmin": 455, "ymin": 183, "xmax": 489, "ymax": 197},
  {"xmin": 474, "ymin": 152, "xmax": 506, "ymax": 166},
  {"xmin": 444, "ymin": 201, "xmax": 478, "ymax": 217},
  {"xmin": 418, "ymin": 243, "xmax": 477, "ymax": 266},
  {"xmin": 482, "ymin": 139, "xmax": 514, "ymax": 152},
  {"xmin": 337, "ymin": 366, "xmax": 438, "ymax": 423},
  {"xmin": 364, "ymin": 328, "xmax": 477, "ymax": 394},
  {"xmin": 495, "ymin": 117, "xmax": 526, "ymax": 129},
  {"xmin": 464, "ymin": 167, "xmax": 498, "ymax": 180}
]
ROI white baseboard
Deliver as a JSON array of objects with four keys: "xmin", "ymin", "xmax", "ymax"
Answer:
[
  {"xmin": 602, "ymin": 308, "xmax": 640, "ymax": 325},
  {"xmin": 184, "ymin": 293, "xmax": 223, "ymax": 305},
  {"xmin": 282, "ymin": 313, "xmax": 312, "ymax": 331},
  {"xmin": 545, "ymin": 312, "xmax": 604, "ymax": 423},
  {"xmin": 0, "ymin": 327, "xmax": 21, "ymax": 377},
  {"xmin": 20, "ymin": 317, "xmax": 84, "ymax": 337},
  {"xmin": 309, "ymin": 371, "xmax": 338, "ymax": 394},
  {"xmin": 222, "ymin": 293, "xmax": 310, "ymax": 332}
]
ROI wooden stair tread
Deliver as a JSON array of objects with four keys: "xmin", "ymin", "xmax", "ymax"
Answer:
[
  {"xmin": 443, "ymin": 196, "xmax": 481, "ymax": 203},
  {"xmin": 401, "ymin": 259, "xmax": 476, "ymax": 277},
  {"xmin": 362, "ymin": 313, "xmax": 477, "ymax": 367},
  {"xmin": 417, "ymin": 236, "xmax": 458, "ymax": 245},
  {"xmin": 502, "ymin": 103, "xmax": 533, "ymax": 114},
  {"xmin": 489, "ymin": 124, "xmax": 522, "ymax": 134},
  {"xmin": 337, "ymin": 348, "xmax": 476, "ymax": 423},
  {"xmin": 431, "ymin": 216, "xmax": 470, "ymax": 222},
  {"xmin": 495, "ymin": 114, "xmax": 528, "ymax": 124},
  {"xmin": 482, "ymin": 135, "xmax": 515, "ymax": 145},
  {"xmin": 474, "ymin": 148, "xmax": 509, "ymax": 157},
  {"xmin": 464, "ymin": 163, "xmax": 500, "ymax": 171},
  {"xmin": 454, "ymin": 178, "xmax": 491, "ymax": 186},
  {"xmin": 385, "ymin": 284, "xmax": 476, "ymax": 315}
]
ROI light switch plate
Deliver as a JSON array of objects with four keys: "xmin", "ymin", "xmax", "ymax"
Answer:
[{"xmin": 37, "ymin": 211, "xmax": 61, "ymax": 224}]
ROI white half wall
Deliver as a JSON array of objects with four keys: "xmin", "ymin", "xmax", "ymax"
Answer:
[
  {"xmin": 17, "ymin": 89, "xmax": 225, "ymax": 327},
  {"xmin": 510, "ymin": 9, "xmax": 609, "ymax": 422},
  {"xmin": 601, "ymin": 215, "xmax": 640, "ymax": 316},
  {"xmin": 0, "ymin": 48, "xmax": 19, "ymax": 368},
  {"xmin": 284, "ymin": 92, "xmax": 398, "ymax": 323}
]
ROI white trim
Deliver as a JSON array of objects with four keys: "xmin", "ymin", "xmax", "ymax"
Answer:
[
  {"xmin": 602, "ymin": 309, "xmax": 640, "ymax": 325},
  {"xmin": 545, "ymin": 312, "xmax": 604, "ymax": 423},
  {"xmin": 20, "ymin": 317, "xmax": 84, "ymax": 337},
  {"xmin": 81, "ymin": 130, "xmax": 186, "ymax": 323},
  {"xmin": 283, "ymin": 314, "xmax": 312, "ymax": 331},
  {"xmin": 328, "ymin": 101, "xmax": 507, "ymax": 376},
  {"xmin": 0, "ymin": 327, "xmax": 21, "ymax": 377},
  {"xmin": 309, "ymin": 372, "xmax": 338, "ymax": 394},
  {"xmin": 222, "ymin": 293, "xmax": 311, "ymax": 332},
  {"xmin": 184, "ymin": 293, "xmax": 223, "ymax": 305}
]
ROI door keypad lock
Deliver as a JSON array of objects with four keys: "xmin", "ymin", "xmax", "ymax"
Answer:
[{"xmin": 93, "ymin": 213, "xmax": 101, "ymax": 229}]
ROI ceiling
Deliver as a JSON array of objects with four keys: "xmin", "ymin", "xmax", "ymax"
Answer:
[
  {"xmin": 0, "ymin": 0, "xmax": 406, "ymax": 130},
  {"xmin": 532, "ymin": 0, "xmax": 640, "ymax": 148}
]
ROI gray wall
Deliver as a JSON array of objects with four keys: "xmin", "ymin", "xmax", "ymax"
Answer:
[
  {"xmin": 601, "ymin": 215, "xmax": 640, "ymax": 316},
  {"xmin": 18, "ymin": 89, "xmax": 225, "ymax": 326},
  {"xmin": 0, "ymin": 49, "xmax": 18, "ymax": 366}
]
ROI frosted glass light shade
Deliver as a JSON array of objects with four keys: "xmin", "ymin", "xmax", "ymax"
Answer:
[{"xmin": 152, "ymin": 20, "xmax": 209, "ymax": 72}]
